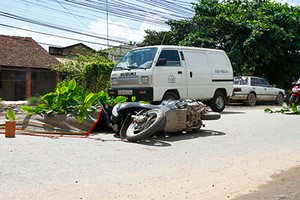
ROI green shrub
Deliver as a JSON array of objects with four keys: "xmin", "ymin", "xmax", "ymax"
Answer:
[
  {"xmin": 265, "ymin": 102, "xmax": 300, "ymax": 114},
  {"xmin": 26, "ymin": 96, "xmax": 43, "ymax": 106},
  {"xmin": 21, "ymin": 79, "xmax": 128, "ymax": 123}
]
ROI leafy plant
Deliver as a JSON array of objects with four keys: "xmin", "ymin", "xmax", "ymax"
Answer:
[
  {"xmin": 264, "ymin": 102, "xmax": 300, "ymax": 114},
  {"xmin": 21, "ymin": 79, "xmax": 132, "ymax": 123},
  {"xmin": 5, "ymin": 109, "xmax": 16, "ymax": 121},
  {"xmin": 26, "ymin": 96, "xmax": 43, "ymax": 106}
]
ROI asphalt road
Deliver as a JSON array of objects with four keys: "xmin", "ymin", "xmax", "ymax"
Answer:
[{"xmin": 1, "ymin": 105, "xmax": 299, "ymax": 200}]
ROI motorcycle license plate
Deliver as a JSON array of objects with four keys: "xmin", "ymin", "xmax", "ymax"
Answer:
[{"xmin": 118, "ymin": 90, "xmax": 133, "ymax": 95}]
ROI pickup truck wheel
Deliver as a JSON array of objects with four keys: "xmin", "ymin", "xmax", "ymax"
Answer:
[
  {"xmin": 275, "ymin": 93, "xmax": 284, "ymax": 105},
  {"xmin": 210, "ymin": 92, "xmax": 226, "ymax": 112},
  {"xmin": 246, "ymin": 93, "xmax": 256, "ymax": 106},
  {"xmin": 162, "ymin": 91, "xmax": 179, "ymax": 101}
]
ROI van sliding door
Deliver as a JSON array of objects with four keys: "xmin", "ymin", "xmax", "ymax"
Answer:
[{"xmin": 184, "ymin": 51, "xmax": 212, "ymax": 99}]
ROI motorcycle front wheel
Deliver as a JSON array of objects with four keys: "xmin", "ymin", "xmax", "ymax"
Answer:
[
  {"xmin": 289, "ymin": 95, "xmax": 298, "ymax": 106},
  {"xmin": 126, "ymin": 109, "xmax": 165, "ymax": 142}
]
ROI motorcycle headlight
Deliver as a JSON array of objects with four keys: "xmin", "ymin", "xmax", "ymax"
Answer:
[
  {"xmin": 140, "ymin": 76, "xmax": 150, "ymax": 84},
  {"xmin": 111, "ymin": 77, "xmax": 118, "ymax": 85}
]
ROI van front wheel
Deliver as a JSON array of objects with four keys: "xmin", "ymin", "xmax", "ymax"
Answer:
[
  {"xmin": 162, "ymin": 91, "xmax": 179, "ymax": 101},
  {"xmin": 210, "ymin": 92, "xmax": 226, "ymax": 112}
]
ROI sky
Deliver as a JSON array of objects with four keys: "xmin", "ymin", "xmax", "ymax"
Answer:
[
  {"xmin": 0, "ymin": 0, "xmax": 299, "ymax": 52},
  {"xmin": 0, "ymin": 0, "xmax": 197, "ymax": 51}
]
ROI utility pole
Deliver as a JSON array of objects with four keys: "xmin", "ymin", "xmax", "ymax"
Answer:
[{"xmin": 106, "ymin": 0, "xmax": 109, "ymax": 47}]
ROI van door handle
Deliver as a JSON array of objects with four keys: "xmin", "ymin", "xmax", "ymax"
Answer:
[
  {"xmin": 178, "ymin": 71, "xmax": 182, "ymax": 74},
  {"xmin": 190, "ymin": 71, "xmax": 193, "ymax": 77}
]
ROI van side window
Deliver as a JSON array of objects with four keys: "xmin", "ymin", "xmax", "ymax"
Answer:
[{"xmin": 157, "ymin": 50, "xmax": 181, "ymax": 67}]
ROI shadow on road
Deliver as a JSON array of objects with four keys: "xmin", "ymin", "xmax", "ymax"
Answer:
[
  {"xmin": 221, "ymin": 110, "xmax": 246, "ymax": 115},
  {"xmin": 135, "ymin": 129, "xmax": 226, "ymax": 147},
  {"xmin": 89, "ymin": 128, "xmax": 226, "ymax": 147},
  {"xmin": 221, "ymin": 111, "xmax": 245, "ymax": 115}
]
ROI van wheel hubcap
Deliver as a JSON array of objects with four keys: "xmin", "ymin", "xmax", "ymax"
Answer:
[{"xmin": 216, "ymin": 96, "xmax": 224, "ymax": 109}]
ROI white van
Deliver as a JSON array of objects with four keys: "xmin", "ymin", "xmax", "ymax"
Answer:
[{"xmin": 108, "ymin": 45, "xmax": 233, "ymax": 112}]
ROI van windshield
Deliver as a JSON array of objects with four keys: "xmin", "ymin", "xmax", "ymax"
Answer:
[{"xmin": 113, "ymin": 47, "xmax": 157, "ymax": 71}]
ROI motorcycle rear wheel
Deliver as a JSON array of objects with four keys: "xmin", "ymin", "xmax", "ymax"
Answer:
[{"xmin": 126, "ymin": 109, "xmax": 165, "ymax": 142}]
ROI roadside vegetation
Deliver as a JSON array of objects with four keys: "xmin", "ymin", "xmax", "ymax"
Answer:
[
  {"xmin": 22, "ymin": 79, "xmax": 127, "ymax": 123},
  {"xmin": 53, "ymin": 51, "xmax": 115, "ymax": 93},
  {"xmin": 265, "ymin": 103, "xmax": 300, "ymax": 115}
]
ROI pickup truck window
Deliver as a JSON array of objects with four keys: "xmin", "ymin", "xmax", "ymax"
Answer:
[
  {"xmin": 234, "ymin": 76, "xmax": 248, "ymax": 85},
  {"xmin": 251, "ymin": 77, "xmax": 261, "ymax": 86}
]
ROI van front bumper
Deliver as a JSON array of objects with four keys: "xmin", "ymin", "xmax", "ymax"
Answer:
[{"xmin": 108, "ymin": 87, "xmax": 153, "ymax": 102}]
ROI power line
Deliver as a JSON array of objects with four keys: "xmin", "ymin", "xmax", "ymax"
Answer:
[
  {"xmin": 0, "ymin": 11, "xmax": 128, "ymax": 44},
  {"xmin": 0, "ymin": 0, "xmax": 196, "ymax": 48},
  {"xmin": 0, "ymin": 23, "xmax": 131, "ymax": 48},
  {"xmin": 55, "ymin": 0, "xmax": 89, "ymax": 30},
  {"xmin": 17, "ymin": 0, "xmax": 148, "ymax": 33}
]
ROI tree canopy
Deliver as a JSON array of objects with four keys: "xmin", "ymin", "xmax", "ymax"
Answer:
[
  {"xmin": 139, "ymin": 30, "xmax": 175, "ymax": 46},
  {"xmin": 142, "ymin": 0, "xmax": 300, "ymax": 88}
]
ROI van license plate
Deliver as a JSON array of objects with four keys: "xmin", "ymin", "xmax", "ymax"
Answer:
[{"xmin": 118, "ymin": 90, "xmax": 133, "ymax": 95}]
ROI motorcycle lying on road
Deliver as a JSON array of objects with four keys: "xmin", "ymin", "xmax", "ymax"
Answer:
[
  {"xmin": 99, "ymin": 99, "xmax": 221, "ymax": 142},
  {"xmin": 289, "ymin": 78, "xmax": 300, "ymax": 106}
]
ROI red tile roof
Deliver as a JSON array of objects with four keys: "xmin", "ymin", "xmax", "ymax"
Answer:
[{"xmin": 0, "ymin": 34, "xmax": 59, "ymax": 68}]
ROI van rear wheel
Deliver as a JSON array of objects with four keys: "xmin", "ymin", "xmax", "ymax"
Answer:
[{"xmin": 210, "ymin": 92, "xmax": 226, "ymax": 112}]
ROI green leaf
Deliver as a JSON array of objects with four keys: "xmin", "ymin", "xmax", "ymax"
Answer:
[
  {"xmin": 68, "ymin": 79, "xmax": 76, "ymax": 90},
  {"xmin": 5, "ymin": 109, "xmax": 16, "ymax": 121},
  {"xmin": 77, "ymin": 111, "xmax": 86, "ymax": 124},
  {"xmin": 114, "ymin": 96, "xmax": 127, "ymax": 104},
  {"xmin": 41, "ymin": 92, "xmax": 56, "ymax": 102},
  {"xmin": 84, "ymin": 93, "xmax": 95, "ymax": 104},
  {"xmin": 46, "ymin": 110, "xmax": 53, "ymax": 114},
  {"xmin": 282, "ymin": 102, "xmax": 288, "ymax": 109},
  {"xmin": 77, "ymin": 116, "xmax": 84, "ymax": 124},
  {"xmin": 35, "ymin": 104, "xmax": 46, "ymax": 113},
  {"xmin": 59, "ymin": 86, "xmax": 69, "ymax": 94},
  {"xmin": 264, "ymin": 108, "xmax": 273, "ymax": 113},
  {"xmin": 131, "ymin": 96, "xmax": 136, "ymax": 102},
  {"xmin": 21, "ymin": 106, "xmax": 35, "ymax": 113}
]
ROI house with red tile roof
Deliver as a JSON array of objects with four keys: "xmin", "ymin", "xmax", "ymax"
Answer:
[{"xmin": 0, "ymin": 34, "xmax": 59, "ymax": 100}]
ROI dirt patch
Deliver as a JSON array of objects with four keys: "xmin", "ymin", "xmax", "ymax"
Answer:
[{"xmin": 233, "ymin": 166, "xmax": 300, "ymax": 200}]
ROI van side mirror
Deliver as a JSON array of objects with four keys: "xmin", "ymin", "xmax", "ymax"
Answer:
[{"xmin": 156, "ymin": 58, "xmax": 166, "ymax": 66}]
